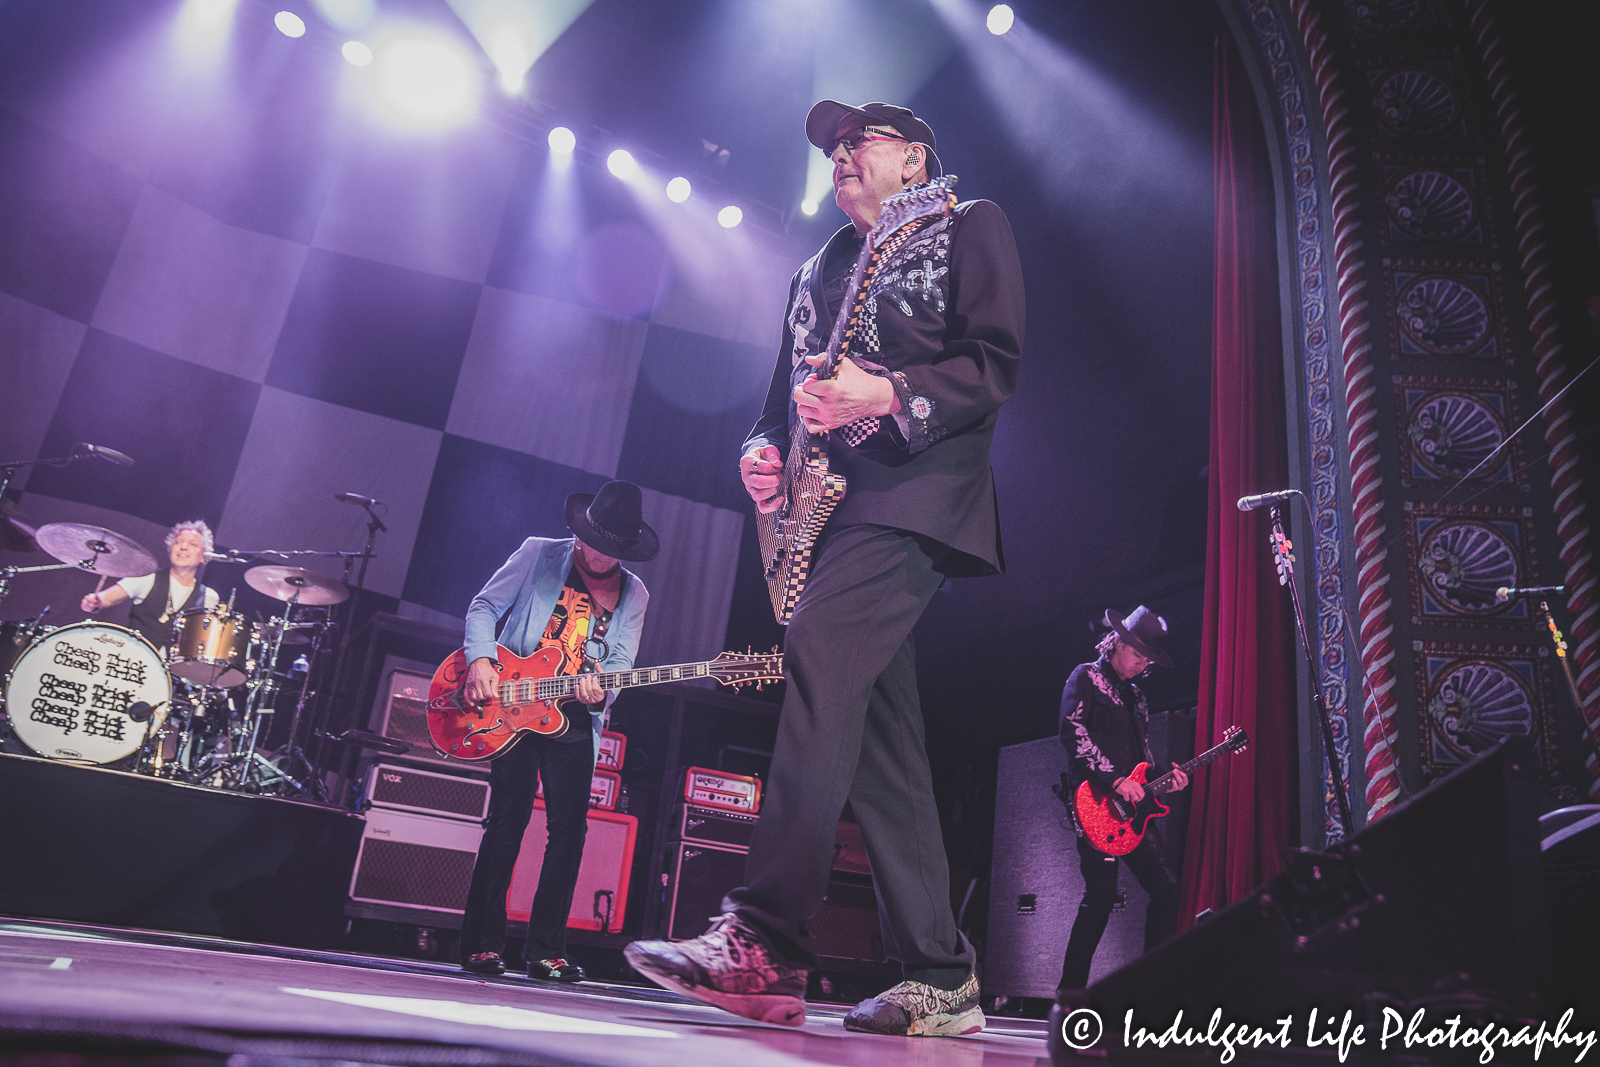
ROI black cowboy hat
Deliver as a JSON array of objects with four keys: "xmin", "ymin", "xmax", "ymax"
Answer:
[
  {"xmin": 804, "ymin": 100, "xmax": 944, "ymax": 177},
  {"xmin": 565, "ymin": 481, "xmax": 659, "ymax": 562},
  {"xmin": 1104, "ymin": 605, "xmax": 1174, "ymax": 669}
]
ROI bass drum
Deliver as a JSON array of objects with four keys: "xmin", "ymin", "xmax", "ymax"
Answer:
[{"xmin": 5, "ymin": 621, "xmax": 170, "ymax": 764}]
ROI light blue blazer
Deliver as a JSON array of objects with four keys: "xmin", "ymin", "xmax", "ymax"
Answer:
[{"xmin": 463, "ymin": 536, "xmax": 649, "ymax": 765}]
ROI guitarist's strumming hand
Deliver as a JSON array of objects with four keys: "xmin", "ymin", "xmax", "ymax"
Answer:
[
  {"xmin": 465, "ymin": 657, "xmax": 501, "ymax": 706},
  {"xmin": 741, "ymin": 445, "xmax": 785, "ymax": 513},
  {"xmin": 1113, "ymin": 776, "xmax": 1145, "ymax": 803},
  {"xmin": 793, "ymin": 355, "xmax": 901, "ymax": 433}
]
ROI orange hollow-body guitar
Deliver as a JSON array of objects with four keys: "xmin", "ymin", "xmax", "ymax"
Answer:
[
  {"xmin": 427, "ymin": 644, "xmax": 784, "ymax": 762},
  {"xmin": 1073, "ymin": 726, "xmax": 1250, "ymax": 855}
]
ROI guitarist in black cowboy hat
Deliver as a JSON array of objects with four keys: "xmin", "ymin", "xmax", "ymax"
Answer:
[
  {"xmin": 457, "ymin": 480, "xmax": 656, "ymax": 983},
  {"xmin": 1057, "ymin": 605, "xmax": 1189, "ymax": 992}
]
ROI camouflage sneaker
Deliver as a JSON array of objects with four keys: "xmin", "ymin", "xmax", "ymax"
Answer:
[
  {"xmin": 624, "ymin": 912, "xmax": 808, "ymax": 1027},
  {"xmin": 842, "ymin": 972, "xmax": 984, "ymax": 1037}
]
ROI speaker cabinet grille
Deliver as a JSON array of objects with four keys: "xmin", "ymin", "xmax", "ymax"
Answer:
[
  {"xmin": 667, "ymin": 841, "xmax": 746, "ymax": 941},
  {"xmin": 813, "ymin": 879, "xmax": 883, "ymax": 961},
  {"xmin": 348, "ymin": 808, "xmax": 483, "ymax": 913},
  {"xmin": 505, "ymin": 802, "xmax": 638, "ymax": 933},
  {"xmin": 368, "ymin": 763, "xmax": 490, "ymax": 821}
]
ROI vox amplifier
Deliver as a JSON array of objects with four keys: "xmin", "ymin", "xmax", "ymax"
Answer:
[
  {"xmin": 365, "ymin": 763, "xmax": 490, "ymax": 822},
  {"xmin": 348, "ymin": 807, "xmax": 483, "ymax": 914}
]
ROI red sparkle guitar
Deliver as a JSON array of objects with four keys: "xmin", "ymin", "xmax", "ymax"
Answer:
[
  {"xmin": 1074, "ymin": 726, "xmax": 1250, "ymax": 855},
  {"xmin": 426, "ymin": 645, "xmax": 784, "ymax": 762}
]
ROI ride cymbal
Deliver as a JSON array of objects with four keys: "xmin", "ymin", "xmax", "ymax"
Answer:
[{"xmin": 244, "ymin": 565, "xmax": 349, "ymax": 605}]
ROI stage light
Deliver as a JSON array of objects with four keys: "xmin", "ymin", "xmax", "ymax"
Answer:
[
  {"xmin": 342, "ymin": 40, "xmax": 372, "ymax": 66},
  {"xmin": 607, "ymin": 149, "xmax": 638, "ymax": 179},
  {"xmin": 275, "ymin": 10, "xmax": 307, "ymax": 37},
  {"xmin": 800, "ymin": 198, "xmax": 819, "ymax": 216},
  {"xmin": 486, "ymin": 22, "xmax": 534, "ymax": 93},
  {"xmin": 378, "ymin": 35, "xmax": 479, "ymax": 124},
  {"xmin": 666, "ymin": 177, "xmax": 691, "ymax": 203},
  {"xmin": 548, "ymin": 126, "xmax": 576, "ymax": 154},
  {"xmin": 986, "ymin": 4, "xmax": 1015, "ymax": 34},
  {"xmin": 183, "ymin": 0, "xmax": 237, "ymax": 29},
  {"xmin": 718, "ymin": 206, "xmax": 743, "ymax": 229}
]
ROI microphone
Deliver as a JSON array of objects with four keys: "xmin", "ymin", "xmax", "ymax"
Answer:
[
  {"xmin": 1237, "ymin": 489, "xmax": 1302, "ymax": 512},
  {"xmin": 1495, "ymin": 584, "xmax": 1566, "ymax": 602},
  {"xmin": 335, "ymin": 492, "xmax": 380, "ymax": 507},
  {"xmin": 81, "ymin": 443, "xmax": 135, "ymax": 466},
  {"xmin": 204, "ymin": 551, "xmax": 243, "ymax": 562}
]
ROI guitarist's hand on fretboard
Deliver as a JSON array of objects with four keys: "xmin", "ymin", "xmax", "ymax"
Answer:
[
  {"xmin": 1169, "ymin": 762, "xmax": 1189, "ymax": 790},
  {"xmin": 741, "ymin": 445, "xmax": 785, "ymax": 513},
  {"xmin": 792, "ymin": 356, "xmax": 900, "ymax": 433}
]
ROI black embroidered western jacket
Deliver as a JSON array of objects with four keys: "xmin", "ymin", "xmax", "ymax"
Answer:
[{"xmin": 1058, "ymin": 658, "xmax": 1155, "ymax": 794}]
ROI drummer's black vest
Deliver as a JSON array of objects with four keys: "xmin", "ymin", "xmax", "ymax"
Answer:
[{"xmin": 127, "ymin": 570, "xmax": 209, "ymax": 651}]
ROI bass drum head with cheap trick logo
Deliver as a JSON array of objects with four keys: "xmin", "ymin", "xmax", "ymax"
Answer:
[{"xmin": 5, "ymin": 621, "xmax": 170, "ymax": 764}]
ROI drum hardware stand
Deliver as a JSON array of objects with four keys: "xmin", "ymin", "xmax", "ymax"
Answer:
[
  {"xmin": 0, "ymin": 555, "xmax": 111, "ymax": 610},
  {"xmin": 0, "ymin": 446, "xmax": 127, "ymax": 607},
  {"xmin": 316, "ymin": 497, "xmax": 385, "ymax": 789}
]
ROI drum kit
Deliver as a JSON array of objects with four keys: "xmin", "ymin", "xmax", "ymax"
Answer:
[{"xmin": 1, "ymin": 520, "xmax": 352, "ymax": 795}]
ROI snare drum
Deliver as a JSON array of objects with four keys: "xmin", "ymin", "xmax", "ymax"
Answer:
[
  {"xmin": 5, "ymin": 621, "xmax": 169, "ymax": 764},
  {"xmin": 170, "ymin": 608, "xmax": 252, "ymax": 688}
]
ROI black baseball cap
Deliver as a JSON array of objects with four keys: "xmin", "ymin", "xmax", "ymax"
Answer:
[{"xmin": 805, "ymin": 100, "xmax": 943, "ymax": 177}]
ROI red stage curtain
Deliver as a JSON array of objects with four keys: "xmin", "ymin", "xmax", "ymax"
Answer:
[{"xmin": 1178, "ymin": 28, "xmax": 1298, "ymax": 929}]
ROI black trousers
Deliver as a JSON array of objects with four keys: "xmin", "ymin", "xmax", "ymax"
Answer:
[
  {"xmin": 459, "ymin": 729, "xmax": 593, "ymax": 964},
  {"xmin": 724, "ymin": 524, "xmax": 975, "ymax": 988},
  {"xmin": 1058, "ymin": 829, "xmax": 1179, "ymax": 991}
]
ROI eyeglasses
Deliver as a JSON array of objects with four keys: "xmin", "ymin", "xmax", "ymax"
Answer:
[{"xmin": 828, "ymin": 127, "xmax": 909, "ymax": 157}]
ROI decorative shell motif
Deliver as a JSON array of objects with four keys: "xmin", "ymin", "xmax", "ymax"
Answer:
[
  {"xmin": 1407, "ymin": 392, "xmax": 1506, "ymax": 479},
  {"xmin": 1343, "ymin": 0, "xmax": 1425, "ymax": 34},
  {"xmin": 1398, "ymin": 275, "xmax": 1491, "ymax": 355},
  {"xmin": 1376, "ymin": 70, "xmax": 1460, "ymax": 138},
  {"xmin": 1418, "ymin": 521, "xmax": 1517, "ymax": 614},
  {"xmin": 1427, "ymin": 660, "xmax": 1533, "ymax": 760},
  {"xmin": 1386, "ymin": 169, "xmax": 1476, "ymax": 241}
]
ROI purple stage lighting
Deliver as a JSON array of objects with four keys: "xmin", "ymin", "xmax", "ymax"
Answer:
[
  {"xmin": 377, "ymin": 36, "xmax": 479, "ymax": 125},
  {"xmin": 717, "ymin": 206, "xmax": 742, "ymax": 229},
  {"xmin": 342, "ymin": 40, "xmax": 373, "ymax": 66},
  {"xmin": 607, "ymin": 149, "xmax": 638, "ymax": 179},
  {"xmin": 666, "ymin": 177, "xmax": 691, "ymax": 203},
  {"xmin": 548, "ymin": 126, "xmax": 576, "ymax": 154},
  {"xmin": 274, "ymin": 10, "xmax": 307, "ymax": 37},
  {"xmin": 987, "ymin": 4, "xmax": 1015, "ymax": 35},
  {"xmin": 800, "ymin": 198, "xmax": 819, "ymax": 216}
]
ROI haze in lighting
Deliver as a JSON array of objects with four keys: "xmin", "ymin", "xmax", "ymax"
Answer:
[
  {"xmin": 342, "ymin": 40, "xmax": 373, "ymax": 66},
  {"xmin": 665, "ymin": 177, "xmax": 691, "ymax": 203},
  {"xmin": 607, "ymin": 149, "xmax": 638, "ymax": 179},
  {"xmin": 313, "ymin": 0, "xmax": 375, "ymax": 30},
  {"xmin": 800, "ymin": 198, "xmax": 819, "ymax": 216},
  {"xmin": 175, "ymin": 0, "xmax": 238, "ymax": 54},
  {"xmin": 717, "ymin": 206, "xmax": 743, "ymax": 229},
  {"xmin": 275, "ymin": 10, "xmax": 307, "ymax": 37},
  {"xmin": 445, "ymin": 0, "xmax": 597, "ymax": 99},
  {"xmin": 986, "ymin": 4, "xmax": 1014, "ymax": 34},
  {"xmin": 377, "ymin": 35, "xmax": 480, "ymax": 125},
  {"xmin": 548, "ymin": 126, "xmax": 576, "ymax": 154}
]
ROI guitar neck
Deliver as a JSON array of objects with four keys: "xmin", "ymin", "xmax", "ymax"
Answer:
[
  {"xmin": 1147, "ymin": 738, "xmax": 1241, "ymax": 795},
  {"xmin": 500, "ymin": 661, "xmax": 718, "ymax": 706}
]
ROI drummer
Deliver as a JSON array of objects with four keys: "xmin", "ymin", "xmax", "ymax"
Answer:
[{"xmin": 81, "ymin": 520, "xmax": 220, "ymax": 651}]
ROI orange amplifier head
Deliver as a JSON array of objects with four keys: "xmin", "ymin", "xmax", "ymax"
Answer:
[
  {"xmin": 596, "ymin": 730, "xmax": 627, "ymax": 771},
  {"xmin": 537, "ymin": 768, "xmax": 623, "ymax": 811},
  {"xmin": 682, "ymin": 766, "xmax": 762, "ymax": 814}
]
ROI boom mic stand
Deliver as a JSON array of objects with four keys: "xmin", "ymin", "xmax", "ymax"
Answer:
[
  {"xmin": 312, "ymin": 499, "xmax": 385, "ymax": 799},
  {"xmin": 1266, "ymin": 502, "xmax": 1356, "ymax": 840}
]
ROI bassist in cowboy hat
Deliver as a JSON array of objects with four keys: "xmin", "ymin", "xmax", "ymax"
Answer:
[
  {"xmin": 1057, "ymin": 605, "xmax": 1189, "ymax": 992},
  {"xmin": 457, "ymin": 480, "xmax": 656, "ymax": 982}
]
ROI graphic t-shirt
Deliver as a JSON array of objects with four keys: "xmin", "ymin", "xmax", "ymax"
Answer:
[{"xmin": 538, "ymin": 566, "xmax": 615, "ymax": 744}]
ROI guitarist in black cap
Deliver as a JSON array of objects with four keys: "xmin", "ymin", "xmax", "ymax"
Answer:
[
  {"xmin": 1057, "ymin": 605, "xmax": 1188, "ymax": 991},
  {"xmin": 628, "ymin": 100, "xmax": 1024, "ymax": 1037}
]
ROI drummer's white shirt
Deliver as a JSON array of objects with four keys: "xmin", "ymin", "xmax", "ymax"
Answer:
[{"xmin": 117, "ymin": 571, "xmax": 221, "ymax": 610}]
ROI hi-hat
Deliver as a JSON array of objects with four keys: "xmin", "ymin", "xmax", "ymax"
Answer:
[
  {"xmin": 34, "ymin": 522, "xmax": 158, "ymax": 577},
  {"xmin": 244, "ymin": 565, "xmax": 349, "ymax": 605}
]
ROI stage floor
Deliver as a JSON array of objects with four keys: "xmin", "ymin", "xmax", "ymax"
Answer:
[{"xmin": 0, "ymin": 918, "xmax": 1051, "ymax": 1067}]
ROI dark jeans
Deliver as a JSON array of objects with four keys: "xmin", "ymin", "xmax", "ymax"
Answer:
[
  {"xmin": 724, "ymin": 524, "xmax": 975, "ymax": 989},
  {"xmin": 1058, "ymin": 829, "xmax": 1180, "ymax": 991},
  {"xmin": 459, "ymin": 729, "xmax": 593, "ymax": 964}
]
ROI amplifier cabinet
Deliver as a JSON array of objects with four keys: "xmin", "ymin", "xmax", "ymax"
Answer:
[
  {"xmin": 596, "ymin": 730, "xmax": 626, "ymax": 771},
  {"xmin": 675, "ymin": 804, "xmax": 758, "ymax": 850},
  {"xmin": 505, "ymin": 801, "xmax": 638, "ymax": 934},
  {"xmin": 535, "ymin": 768, "xmax": 623, "ymax": 811},
  {"xmin": 366, "ymin": 763, "xmax": 490, "ymax": 822},
  {"xmin": 368, "ymin": 668, "xmax": 462, "ymax": 769},
  {"xmin": 349, "ymin": 807, "xmax": 483, "ymax": 914}
]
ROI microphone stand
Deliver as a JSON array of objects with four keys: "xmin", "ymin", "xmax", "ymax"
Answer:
[
  {"xmin": 0, "ymin": 447, "xmax": 109, "ymax": 609},
  {"xmin": 313, "ymin": 501, "xmax": 385, "ymax": 801},
  {"xmin": 1268, "ymin": 503, "xmax": 1356, "ymax": 840}
]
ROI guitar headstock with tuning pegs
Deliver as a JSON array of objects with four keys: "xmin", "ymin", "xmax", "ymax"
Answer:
[{"xmin": 707, "ymin": 648, "xmax": 784, "ymax": 691}]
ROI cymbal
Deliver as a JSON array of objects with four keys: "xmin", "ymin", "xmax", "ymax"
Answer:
[
  {"xmin": 34, "ymin": 522, "xmax": 158, "ymax": 577},
  {"xmin": 245, "ymin": 565, "xmax": 349, "ymax": 605}
]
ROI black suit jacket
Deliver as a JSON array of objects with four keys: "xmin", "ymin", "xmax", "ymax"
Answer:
[{"xmin": 742, "ymin": 198, "xmax": 1025, "ymax": 576}]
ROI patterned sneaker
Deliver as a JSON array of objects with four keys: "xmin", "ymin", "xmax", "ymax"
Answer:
[
  {"xmin": 527, "ymin": 958, "xmax": 584, "ymax": 983},
  {"xmin": 624, "ymin": 913, "xmax": 808, "ymax": 1027},
  {"xmin": 461, "ymin": 952, "xmax": 505, "ymax": 975},
  {"xmin": 842, "ymin": 972, "xmax": 984, "ymax": 1037}
]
